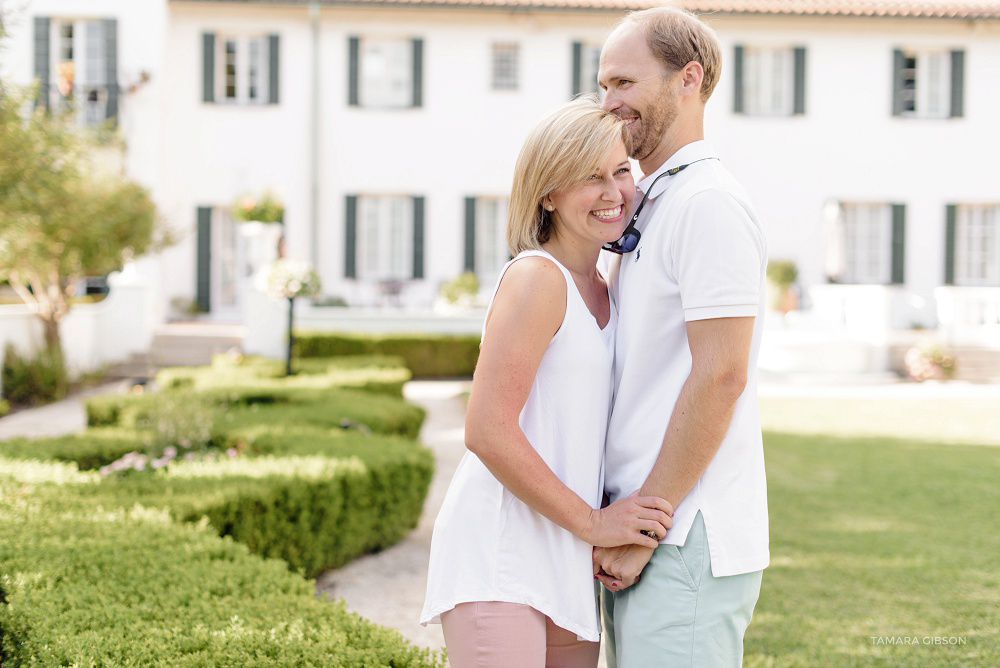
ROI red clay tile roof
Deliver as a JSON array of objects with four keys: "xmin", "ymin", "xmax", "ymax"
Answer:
[{"xmin": 175, "ymin": 0, "xmax": 1000, "ymax": 19}]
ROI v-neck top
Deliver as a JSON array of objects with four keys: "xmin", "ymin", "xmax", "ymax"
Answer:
[{"xmin": 421, "ymin": 249, "xmax": 616, "ymax": 642}]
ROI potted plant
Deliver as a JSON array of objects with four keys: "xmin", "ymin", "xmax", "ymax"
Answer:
[
  {"xmin": 766, "ymin": 260, "xmax": 799, "ymax": 315},
  {"xmin": 232, "ymin": 192, "xmax": 284, "ymax": 224}
]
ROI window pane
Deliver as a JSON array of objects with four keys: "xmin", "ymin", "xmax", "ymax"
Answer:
[
  {"xmin": 360, "ymin": 39, "xmax": 412, "ymax": 108},
  {"xmin": 743, "ymin": 47, "xmax": 793, "ymax": 116},
  {"xmin": 956, "ymin": 205, "xmax": 1000, "ymax": 286},
  {"xmin": 357, "ymin": 196, "xmax": 413, "ymax": 280},
  {"xmin": 248, "ymin": 38, "xmax": 261, "ymax": 101},
  {"xmin": 840, "ymin": 203, "xmax": 891, "ymax": 284},
  {"xmin": 902, "ymin": 49, "xmax": 950, "ymax": 118},
  {"xmin": 225, "ymin": 40, "xmax": 238, "ymax": 99},
  {"xmin": 579, "ymin": 43, "xmax": 603, "ymax": 97},
  {"xmin": 476, "ymin": 198, "xmax": 510, "ymax": 285},
  {"xmin": 492, "ymin": 43, "xmax": 519, "ymax": 90}
]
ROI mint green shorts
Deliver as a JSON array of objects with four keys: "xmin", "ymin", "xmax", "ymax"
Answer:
[{"xmin": 601, "ymin": 512, "xmax": 763, "ymax": 667}]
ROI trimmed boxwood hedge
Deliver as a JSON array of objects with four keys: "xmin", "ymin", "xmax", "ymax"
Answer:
[
  {"xmin": 295, "ymin": 332, "xmax": 481, "ymax": 378},
  {"xmin": 0, "ymin": 474, "xmax": 444, "ymax": 667},
  {"xmin": 0, "ymin": 355, "xmax": 442, "ymax": 666}
]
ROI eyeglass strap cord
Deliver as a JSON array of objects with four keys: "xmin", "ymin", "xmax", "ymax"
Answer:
[{"xmin": 602, "ymin": 157, "xmax": 719, "ymax": 254}]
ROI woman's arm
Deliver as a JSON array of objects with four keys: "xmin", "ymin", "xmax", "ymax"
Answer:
[{"xmin": 466, "ymin": 257, "xmax": 671, "ymax": 549}]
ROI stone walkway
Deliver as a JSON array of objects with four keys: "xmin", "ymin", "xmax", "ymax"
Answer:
[
  {"xmin": 0, "ymin": 380, "xmax": 131, "ymax": 440},
  {"xmin": 314, "ymin": 380, "xmax": 467, "ymax": 651}
]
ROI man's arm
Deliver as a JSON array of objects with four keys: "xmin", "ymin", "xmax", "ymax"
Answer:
[{"xmin": 595, "ymin": 315, "xmax": 754, "ymax": 587}]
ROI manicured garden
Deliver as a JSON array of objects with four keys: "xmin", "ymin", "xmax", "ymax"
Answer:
[
  {"xmin": 0, "ymin": 353, "xmax": 446, "ymax": 667},
  {"xmin": 746, "ymin": 398, "xmax": 1000, "ymax": 667}
]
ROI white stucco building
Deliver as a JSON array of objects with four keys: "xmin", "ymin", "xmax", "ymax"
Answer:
[{"xmin": 1, "ymin": 0, "xmax": 998, "ymax": 377}]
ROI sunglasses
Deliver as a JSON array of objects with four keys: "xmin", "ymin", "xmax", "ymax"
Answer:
[{"xmin": 601, "ymin": 161, "xmax": 707, "ymax": 254}]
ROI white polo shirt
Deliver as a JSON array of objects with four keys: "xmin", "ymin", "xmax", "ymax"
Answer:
[{"xmin": 605, "ymin": 140, "xmax": 769, "ymax": 577}]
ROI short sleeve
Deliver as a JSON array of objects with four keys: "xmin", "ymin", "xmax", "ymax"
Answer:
[{"xmin": 669, "ymin": 189, "xmax": 765, "ymax": 322}]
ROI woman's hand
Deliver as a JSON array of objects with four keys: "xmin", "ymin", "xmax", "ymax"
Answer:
[{"xmin": 581, "ymin": 492, "xmax": 673, "ymax": 548}]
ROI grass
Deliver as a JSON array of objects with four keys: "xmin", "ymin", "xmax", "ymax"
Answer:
[{"xmin": 746, "ymin": 394, "xmax": 1000, "ymax": 666}]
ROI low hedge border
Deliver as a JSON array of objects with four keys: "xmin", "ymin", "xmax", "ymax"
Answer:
[
  {"xmin": 0, "ymin": 473, "xmax": 445, "ymax": 667},
  {"xmin": 295, "ymin": 332, "xmax": 481, "ymax": 378},
  {"xmin": 0, "ymin": 355, "xmax": 440, "ymax": 665}
]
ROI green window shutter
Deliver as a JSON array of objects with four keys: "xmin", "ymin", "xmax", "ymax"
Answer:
[
  {"xmin": 268, "ymin": 34, "xmax": 280, "ymax": 104},
  {"xmin": 571, "ymin": 41, "xmax": 583, "ymax": 97},
  {"xmin": 950, "ymin": 50, "xmax": 964, "ymax": 118},
  {"xmin": 412, "ymin": 38, "xmax": 423, "ymax": 108},
  {"xmin": 890, "ymin": 204, "xmax": 906, "ymax": 285},
  {"xmin": 793, "ymin": 46, "xmax": 806, "ymax": 115},
  {"xmin": 348, "ymin": 37, "xmax": 360, "ymax": 106},
  {"xmin": 196, "ymin": 207, "xmax": 212, "ymax": 312},
  {"xmin": 413, "ymin": 196, "xmax": 425, "ymax": 279},
  {"xmin": 944, "ymin": 204, "xmax": 957, "ymax": 285},
  {"xmin": 464, "ymin": 197, "xmax": 477, "ymax": 273},
  {"xmin": 202, "ymin": 33, "xmax": 215, "ymax": 103},
  {"xmin": 891, "ymin": 49, "xmax": 905, "ymax": 116},
  {"xmin": 33, "ymin": 17, "xmax": 51, "ymax": 111},
  {"xmin": 733, "ymin": 45, "xmax": 744, "ymax": 114},
  {"xmin": 344, "ymin": 196, "xmax": 357, "ymax": 278},
  {"xmin": 104, "ymin": 19, "xmax": 118, "ymax": 122}
]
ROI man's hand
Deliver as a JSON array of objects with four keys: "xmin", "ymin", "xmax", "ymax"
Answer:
[{"xmin": 593, "ymin": 544, "xmax": 656, "ymax": 591}]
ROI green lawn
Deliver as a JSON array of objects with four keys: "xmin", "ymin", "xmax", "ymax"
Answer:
[{"xmin": 747, "ymin": 395, "xmax": 1000, "ymax": 666}]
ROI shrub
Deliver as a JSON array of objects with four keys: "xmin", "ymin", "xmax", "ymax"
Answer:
[
  {"xmin": 1, "ymin": 343, "xmax": 68, "ymax": 406},
  {"xmin": 156, "ymin": 354, "xmax": 411, "ymax": 397},
  {"xmin": 296, "ymin": 332, "xmax": 481, "ymax": 378},
  {"xmin": 88, "ymin": 386, "xmax": 425, "ymax": 440},
  {"xmin": 0, "ymin": 428, "xmax": 142, "ymax": 471},
  {"xmin": 0, "ymin": 475, "xmax": 445, "ymax": 667},
  {"xmin": 0, "ymin": 398, "xmax": 9, "ymax": 417},
  {"xmin": 1, "ymin": 354, "xmax": 439, "ymax": 662}
]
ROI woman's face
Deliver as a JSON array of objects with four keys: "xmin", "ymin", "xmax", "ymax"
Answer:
[{"xmin": 543, "ymin": 141, "xmax": 635, "ymax": 249}]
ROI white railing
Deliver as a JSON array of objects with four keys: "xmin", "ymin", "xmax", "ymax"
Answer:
[{"xmin": 934, "ymin": 286, "xmax": 1000, "ymax": 347}]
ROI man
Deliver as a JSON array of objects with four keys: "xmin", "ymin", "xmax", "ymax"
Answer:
[{"xmin": 594, "ymin": 7, "xmax": 769, "ymax": 667}]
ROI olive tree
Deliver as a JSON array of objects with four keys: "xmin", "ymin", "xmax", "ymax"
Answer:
[{"xmin": 0, "ymin": 88, "xmax": 162, "ymax": 355}]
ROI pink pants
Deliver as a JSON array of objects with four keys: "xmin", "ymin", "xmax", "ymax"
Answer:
[{"xmin": 441, "ymin": 601, "xmax": 599, "ymax": 668}]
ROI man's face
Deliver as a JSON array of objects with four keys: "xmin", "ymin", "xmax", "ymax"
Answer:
[{"xmin": 598, "ymin": 25, "xmax": 678, "ymax": 164}]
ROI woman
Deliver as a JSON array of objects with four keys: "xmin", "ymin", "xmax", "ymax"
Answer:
[{"xmin": 421, "ymin": 99, "xmax": 673, "ymax": 666}]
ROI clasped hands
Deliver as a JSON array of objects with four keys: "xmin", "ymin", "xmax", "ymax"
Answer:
[{"xmin": 583, "ymin": 491, "xmax": 673, "ymax": 591}]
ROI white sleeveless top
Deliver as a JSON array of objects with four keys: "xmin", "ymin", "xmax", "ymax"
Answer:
[{"xmin": 420, "ymin": 250, "xmax": 616, "ymax": 642}]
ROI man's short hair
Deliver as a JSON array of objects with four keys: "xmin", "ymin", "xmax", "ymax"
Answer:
[{"xmin": 620, "ymin": 7, "xmax": 722, "ymax": 101}]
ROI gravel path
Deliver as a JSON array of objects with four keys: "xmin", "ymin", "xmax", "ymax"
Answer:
[
  {"xmin": 0, "ymin": 381, "xmax": 131, "ymax": 440},
  {"xmin": 314, "ymin": 380, "xmax": 469, "ymax": 651}
]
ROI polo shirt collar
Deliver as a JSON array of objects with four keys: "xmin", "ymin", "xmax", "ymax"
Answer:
[{"xmin": 637, "ymin": 140, "xmax": 718, "ymax": 200}]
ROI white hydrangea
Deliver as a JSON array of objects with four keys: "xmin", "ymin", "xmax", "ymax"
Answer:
[{"xmin": 255, "ymin": 258, "xmax": 321, "ymax": 300}]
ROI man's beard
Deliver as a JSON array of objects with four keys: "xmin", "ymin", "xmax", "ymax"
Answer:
[{"xmin": 629, "ymin": 89, "xmax": 679, "ymax": 163}]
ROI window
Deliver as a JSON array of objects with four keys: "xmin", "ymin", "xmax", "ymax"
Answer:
[
  {"xmin": 893, "ymin": 49, "xmax": 963, "ymax": 118},
  {"xmin": 571, "ymin": 41, "xmax": 602, "ymax": 97},
  {"xmin": 491, "ymin": 43, "xmax": 519, "ymax": 91},
  {"xmin": 219, "ymin": 36, "xmax": 269, "ymax": 104},
  {"xmin": 348, "ymin": 37, "xmax": 423, "ymax": 108},
  {"xmin": 826, "ymin": 203, "xmax": 905, "ymax": 285},
  {"xmin": 33, "ymin": 17, "xmax": 117, "ymax": 124},
  {"xmin": 344, "ymin": 195, "xmax": 425, "ymax": 281},
  {"xmin": 202, "ymin": 33, "xmax": 279, "ymax": 105},
  {"xmin": 950, "ymin": 205, "xmax": 1000, "ymax": 286},
  {"xmin": 733, "ymin": 45, "xmax": 805, "ymax": 116},
  {"xmin": 464, "ymin": 197, "xmax": 510, "ymax": 286}
]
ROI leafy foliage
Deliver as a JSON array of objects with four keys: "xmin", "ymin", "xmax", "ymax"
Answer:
[
  {"xmin": 0, "ymin": 88, "xmax": 165, "ymax": 352},
  {"xmin": 1, "ymin": 343, "xmax": 68, "ymax": 405},
  {"xmin": 296, "ymin": 332, "xmax": 481, "ymax": 378}
]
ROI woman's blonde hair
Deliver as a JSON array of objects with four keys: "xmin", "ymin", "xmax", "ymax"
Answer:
[{"xmin": 507, "ymin": 97, "xmax": 631, "ymax": 256}]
